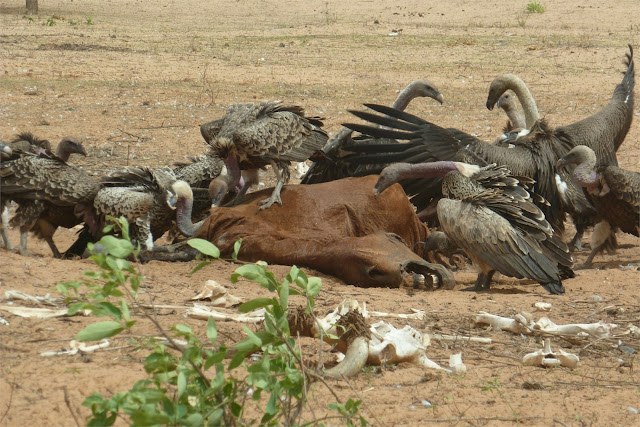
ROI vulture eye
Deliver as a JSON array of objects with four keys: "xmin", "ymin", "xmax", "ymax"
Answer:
[{"xmin": 167, "ymin": 192, "xmax": 177, "ymax": 209}]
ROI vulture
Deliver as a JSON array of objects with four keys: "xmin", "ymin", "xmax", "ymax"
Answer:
[
  {"xmin": 0, "ymin": 137, "xmax": 96, "ymax": 257},
  {"xmin": 486, "ymin": 46, "xmax": 634, "ymax": 249},
  {"xmin": 557, "ymin": 145, "xmax": 640, "ymax": 267},
  {"xmin": 200, "ymin": 101, "xmax": 328, "ymax": 209},
  {"xmin": 301, "ymin": 79, "xmax": 444, "ymax": 184},
  {"xmin": 486, "ymin": 45, "xmax": 634, "ymax": 167},
  {"xmin": 375, "ymin": 162, "xmax": 574, "ymax": 294},
  {"xmin": 94, "ymin": 167, "xmax": 188, "ymax": 249},
  {"xmin": 343, "ymin": 104, "xmax": 573, "ymax": 232}
]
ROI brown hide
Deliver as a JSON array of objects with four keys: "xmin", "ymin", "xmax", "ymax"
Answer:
[{"xmin": 194, "ymin": 176, "xmax": 454, "ymax": 289}]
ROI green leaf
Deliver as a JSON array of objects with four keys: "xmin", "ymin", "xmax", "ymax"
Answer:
[
  {"xmin": 243, "ymin": 326, "xmax": 262, "ymax": 347},
  {"xmin": 129, "ymin": 412, "xmax": 171, "ymax": 426},
  {"xmin": 121, "ymin": 301, "xmax": 130, "ymax": 322},
  {"xmin": 278, "ymin": 280, "xmax": 289, "ymax": 310},
  {"xmin": 232, "ymin": 238, "xmax": 242, "ymax": 261},
  {"xmin": 228, "ymin": 350, "xmax": 248, "ymax": 370},
  {"xmin": 183, "ymin": 413, "xmax": 204, "ymax": 427},
  {"xmin": 306, "ymin": 277, "xmax": 323, "ymax": 297},
  {"xmin": 187, "ymin": 239, "xmax": 220, "ymax": 258},
  {"xmin": 94, "ymin": 302, "xmax": 122, "ymax": 321},
  {"xmin": 238, "ymin": 297, "xmax": 274, "ymax": 313},
  {"xmin": 174, "ymin": 324, "xmax": 193, "ymax": 335},
  {"xmin": 76, "ymin": 321, "xmax": 124, "ymax": 341},
  {"xmin": 98, "ymin": 235, "xmax": 134, "ymax": 259},
  {"xmin": 177, "ymin": 371, "xmax": 186, "ymax": 398},
  {"xmin": 206, "ymin": 317, "xmax": 217, "ymax": 344},
  {"xmin": 189, "ymin": 260, "xmax": 211, "ymax": 276}
]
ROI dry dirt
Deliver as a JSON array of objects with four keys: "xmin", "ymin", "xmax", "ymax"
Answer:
[{"xmin": 1, "ymin": 0, "xmax": 640, "ymax": 425}]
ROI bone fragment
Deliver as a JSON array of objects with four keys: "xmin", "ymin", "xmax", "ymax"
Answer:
[
  {"xmin": 41, "ymin": 339, "xmax": 111, "ymax": 357},
  {"xmin": 189, "ymin": 280, "xmax": 243, "ymax": 307},
  {"xmin": 186, "ymin": 304, "xmax": 265, "ymax": 323},
  {"xmin": 522, "ymin": 339, "xmax": 579, "ymax": 368}
]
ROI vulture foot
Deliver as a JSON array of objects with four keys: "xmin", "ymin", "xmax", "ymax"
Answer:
[
  {"xmin": 402, "ymin": 260, "xmax": 456, "ymax": 290},
  {"xmin": 568, "ymin": 234, "xmax": 585, "ymax": 252},
  {"xmin": 258, "ymin": 181, "xmax": 284, "ymax": 211},
  {"xmin": 471, "ymin": 271, "xmax": 496, "ymax": 292}
]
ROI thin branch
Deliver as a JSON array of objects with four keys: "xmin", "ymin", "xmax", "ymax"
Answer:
[
  {"xmin": 63, "ymin": 385, "xmax": 81, "ymax": 427},
  {"xmin": 0, "ymin": 381, "xmax": 14, "ymax": 424}
]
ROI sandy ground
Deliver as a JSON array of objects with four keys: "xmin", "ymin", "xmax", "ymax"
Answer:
[{"xmin": 1, "ymin": 0, "xmax": 640, "ymax": 425}]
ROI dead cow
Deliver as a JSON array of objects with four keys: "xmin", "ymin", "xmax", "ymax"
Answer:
[{"xmin": 150, "ymin": 175, "xmax": 454, "ymax": 289}]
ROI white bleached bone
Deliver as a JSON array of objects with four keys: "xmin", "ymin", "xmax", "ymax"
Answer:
[
  {"xmin": 186, "ymin": 304, "xmax": 265, "ymax": 323},
  {"xmin": 522, "ymin": 339, "xmax": 579, "ymax": 368},
  {"xmin": 0, "ymin": 305, "xmax": 71, "ymax": 319},
  {"xmin": 533, "ymin": 302, "xmax": 552, "ymax": 312},
  {"xmin": 190, "ymin": 280, "xmax": 244, "ymax": 307},
  {"xmin": 473, "ymin": 311, "xmax": 534, "ymax": 334},
  {"xmin": 534, "ymin": 317, "xmax": 617, "ymax": 339},
  {"xmin": 367, "ymin": 321, "xmax": 452, "ymax": 372},
  {"xmin": 4, "ymin": 290, "xmax": 61, "ymax": 306},
  {"xmin": 449, "ymin": 353, "xmax": 467, "ymax": 375},
  {"xmin": 41, "ymin": 339, "xmax": 110, "ymax": 357}
]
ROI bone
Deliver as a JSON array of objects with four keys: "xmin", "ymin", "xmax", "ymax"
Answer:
[
  {"xmin": 473, "ymin": 311, "xmax": 534, "ymax": 334},
  {"xmin": 522, "ymin": 339, "xmax": 579, "ymax": 368},
  {"xmin": 41, "ymin": 339, "xmax": 111, "ymax": 357},
  {"xmin": 533, "ymin": 317, "xmax": 618, "ymax": 339}
]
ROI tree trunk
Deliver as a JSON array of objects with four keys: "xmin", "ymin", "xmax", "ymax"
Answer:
[{"xmin": 26, "ymin": 0, "xmax": 38, "ymax": 15}]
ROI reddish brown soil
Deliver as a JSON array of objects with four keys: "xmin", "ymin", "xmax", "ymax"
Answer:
[{"xmin": 1, "ymin": 1, "xmax": 639, "ymax": 425}]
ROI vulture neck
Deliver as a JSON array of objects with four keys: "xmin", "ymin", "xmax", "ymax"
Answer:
[
  {"xmin": 571, "ymin": 155, "xmax": 599, "ymax": 189},
  {"xmin": 175, "ymin": 191, "xmax": 206, "ymax": 237},
  {"xmin": 391, "ymin": 161, "xmax": 460, "ymax": 180},
  {"xmin": 392, "ymin": 80, "xmax": 431, "ymax": 110},
  {"xmin": 499, "ymin": 96, "xmax": 527, "ymax": 129},
  {"xmin": 223, "ymin": 153, "xmax": 243, "ymax": 190},
  {"xmin": 497, "ymin": 74, "xmax": 539, "ymax": 129}
]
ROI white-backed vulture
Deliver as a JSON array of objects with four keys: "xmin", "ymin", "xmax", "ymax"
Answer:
[
  {"xmin": 557, "ymin": 145, "xmax": 639, "ymax": 267},
  {"xmin": 375, "ymin": 162, "xmax": 574, "ymax": 294},
  {"xmin": 0, "ymin": 138, "xmax": 96, "ymax": 257},
  {"xmin": 343, "ymin": 104, "xmax": 572, "ymax": 232},
  {"xmin": 200, "ymin": 101, "xmax": 328, "ymax": 209}
]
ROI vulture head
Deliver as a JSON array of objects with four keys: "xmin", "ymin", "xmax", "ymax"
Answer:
[
  {"xmin": 486, "ymin": 74, "xmax": 520, "ymax": 110},
  {"xmin": 56, "ymin": 136, "xmax": 88, "ymax": 161},
  {"xmin": 406, "ymin": 80, "xmax": 445, "ymax": 105},
  {"xmin": 496, "ymin": 91, "xmax": 515, "ymax": 110},
  {"xmin": 556, "ymin": 145, "xmax": 597, "ymax": 171}
]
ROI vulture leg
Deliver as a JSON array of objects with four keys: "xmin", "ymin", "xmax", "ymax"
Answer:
[
  {"xmin": 582, "ymin": 221, "xmax": 612, "ymax": 268},
  {"xmin": 259, "ymin": 180, "xmax": 284, "ymax": 210},
  {"xmin": 472, "ymin": 270, "xmax": 495, "ymax": 291},
  {"xmin": 18, "ymin": 225, "xmax": 32, "ymax": 256},
  {"xmin": 0, "ymin": 204, "xmax": 12, "ymax": 250},
  {"xmin": 568, "ymin": 227, "xmax": 586, "ymax": 252},
  {"xmin": 37, "ymin": 219, "xmax": 62, "ymax": 258}
]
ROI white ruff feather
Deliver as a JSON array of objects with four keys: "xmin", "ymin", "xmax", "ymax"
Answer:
[
  {"xmin": 555, "ymin": 174, "xmax": 568, "ymax": 204},
  {"xmin": 454, "ymin": 162, "xmax": 481, "ymax": 177},
  {"xmin": 172, "ymin": 181, "xmax": 193, "ymax": 199}
]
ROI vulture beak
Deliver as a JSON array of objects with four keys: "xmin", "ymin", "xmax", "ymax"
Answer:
[
  {"xmin": 78, "ymin": 145, "xmax": 88, "ymax": 157},
  {"xmin": 486, "ymin": 99, "xmax": 495, "ymax": 111},
  {"xmin": 435, "ymin": 93, "xmax": 445, "ymax": 104},
  {"xmin": 556, "ymin": 156, "xmax": 569, "ymax": 170}
]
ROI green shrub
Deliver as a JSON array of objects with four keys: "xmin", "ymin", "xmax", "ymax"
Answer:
[{"xmin": 58, "ymin": 219, "xmax": 367, "ymax": 426}]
